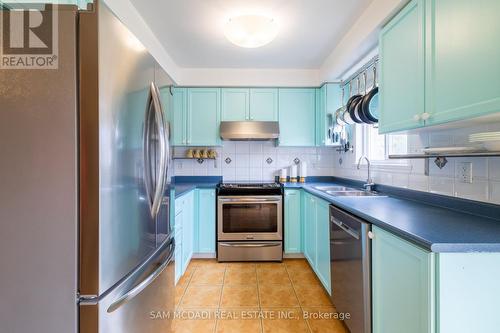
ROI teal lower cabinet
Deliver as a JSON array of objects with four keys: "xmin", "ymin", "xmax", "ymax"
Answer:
[
  {"xmin": 301, "ymin": 191, "xmax": 331, "ymax": 293},
  {"xmin": 174, "ymin": 226, "xmax": 183, "ymax": 284},
  {"xmin": 175, "ymin": 188, "xmax": 217, "ymax": 285},
  {"xmin": 195, "ymin": 189, "xmax": 216, "ymax": 254},
  {"xmin": 373, "ymin": 225, "xmax": 500, "ymax": 332},
  {"xmin": 436, "ymin": 253, "xmax": 500, "ymax": 333},
  {"xmin": 175, "ymin": 190, "xmax": 195, "ymax": 280},
  {"xmin": 372, "ymin": 226, "xmax": 434, "ymax": 333},
  {"xmin": 284, "ymin": 190, "xmax": 302, "ymax": 254},
  {"xmin": 181, "ymin": 191, "xmax": 194, "ymax": 275},
  {"xmin": 315, "ymin": 199, "xmax": 331, "ymax": 292},
  {"xmin": 303, "ymin": 192, "xmax": 317, "ymax": 268}
]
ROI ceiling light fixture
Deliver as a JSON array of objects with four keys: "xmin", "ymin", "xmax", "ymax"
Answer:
[{"xmin": 224, "ymin": 14, "xmax": 278, "ymax": 48}]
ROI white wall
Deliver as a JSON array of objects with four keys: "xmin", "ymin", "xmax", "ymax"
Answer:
[
  {"xmin": 332, "ymin": 124, "xmax": 500, "ymax": 204},
  {"xmin": 173, "ymin": 141, "xmax": 336, "ymax": 181},
  {"xmin": 103, "ymin": 0, "xmax": 181, "ymax": 83}
]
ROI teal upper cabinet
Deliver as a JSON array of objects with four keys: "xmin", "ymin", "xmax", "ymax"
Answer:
[
  {"xmin": 372, "ymin": 226, "xmax": 434, "ymax": 333},
  {"xmin": 379, "ymin": 0, "xmax": 500, "ymax": 133},
  {"xmin": 249, "ymin": 88, "xmax": 278, "ymax": 121},
  {"xmin": 195, "ymin": 189, "xmax": 216, "ymax": 254},
  {"xmin": 221, "ymin": 88, "xmax": 249, "ymax": 121},
  {"xmin": 425, "ymin": 0, "xmax": 500, "ymax": 125},
  {"xmin": 278, "ymin": 88, "xmax": 316, "ymax": 146},
  {"xmin": 221, "ymin": 88, "xmax": 278, "ymax": 121},
  {"xmin": 284, "ymin": 189, "xmax": 302, "ymax": 254},
  {"xmin": 317, "ymin": 84, "xmax": 341, "ymax": 146},
  {"xmin": 171, "ymin": 87, "xmax": 188, "ymax": 145},
  {"xmin": 379, "ymin": 0, "xmax": 425, "ymax": 134},
  {"xmin": 187, "ymin": 88, "xmax": 221, "ymax": 146},
  {"xmin": 315, "ymin": 85, "xmax": 327, "ymax": 146}
]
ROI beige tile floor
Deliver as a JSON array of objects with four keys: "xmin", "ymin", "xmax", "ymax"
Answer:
[{"xmin": 173, "ymin": 259, "xmax": 349, "ymax": 333}]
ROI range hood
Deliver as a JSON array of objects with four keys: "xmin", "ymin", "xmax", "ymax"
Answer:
[{"xmin": 220, "ymin": 121, "xmax": 280, "ymax": 141}]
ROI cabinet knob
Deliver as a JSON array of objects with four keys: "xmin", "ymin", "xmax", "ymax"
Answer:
[
  {"xmin": 368, "ymin": 231, "xmax": 374, "ymax": 239},
  {"xmin": 421, "ymin": 112, "xmax": 430, "ymax": 121},
  {"xmin": 413, "ymin": 114, "xmax": 421, "ymax": 122}
]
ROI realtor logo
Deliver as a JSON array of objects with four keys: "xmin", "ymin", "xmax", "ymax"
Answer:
[{"xmin": 0, "ymin": 3, "xmax": 58, "ymax": 69}]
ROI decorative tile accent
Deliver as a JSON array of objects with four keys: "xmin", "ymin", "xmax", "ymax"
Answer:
[
  {"xmin": 225, "ymin": 157, "xmax": 232, "ymax": 164},
  {"xmin": 293, "ymin": 157, "xmax": 300, "ymax": 165},
  {"xmin": 266, "ymin": 157, "xmax": 273, "ymax": 165}
]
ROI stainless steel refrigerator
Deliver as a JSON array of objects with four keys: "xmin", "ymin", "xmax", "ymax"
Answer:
[{"xmin": 0, "ymin": 2, "xmax": 174, "ymax": 333}]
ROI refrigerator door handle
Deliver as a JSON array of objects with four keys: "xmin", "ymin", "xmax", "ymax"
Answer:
[
  {"xmin": 143, "ymin": 87, "xmax": 154, "ymax": 216},
  {"xmin": 106, "ymin": 248, "xmax": 174, "ymax": 313},
  {"xmin": 149, "ymin": 82, "xmax": 167, "ymax": 218}
]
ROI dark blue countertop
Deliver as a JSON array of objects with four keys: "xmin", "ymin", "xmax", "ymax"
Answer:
[
  {"xmin": 284, "ymin": 181, "xmax": 500, "ymax": 253},
  {"xmin": 172, "ymin": 176, "xmax": 221, "ymax": 198},
  {"xmin": 170, "ymin": 176, "xmax": 500, "ymax": 253}
]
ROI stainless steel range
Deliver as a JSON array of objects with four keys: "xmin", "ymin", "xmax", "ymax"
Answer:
[{"xmin": 217, "ymin": 182, "xmax": 283, "ymax": 262}]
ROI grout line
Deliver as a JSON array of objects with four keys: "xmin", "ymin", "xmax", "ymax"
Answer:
[
  {"xmin": 284, "ymin": 261, "xmax": 313, "ymax": 333},
  {"xmin": 254, "ymin": 264, "xmax": 264, "ymax": 333},
  {"xmin": 213, "ymin": 265, "xmax": 226, "ymax": 333},
  {"xmin": 176, "ymin": 265, "xmax": 197, "ymax": 310}
]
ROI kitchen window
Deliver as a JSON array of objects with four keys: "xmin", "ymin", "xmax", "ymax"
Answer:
[{"xmin": 356, "ymin": 124, "xmax": 409, "ymax": 168}]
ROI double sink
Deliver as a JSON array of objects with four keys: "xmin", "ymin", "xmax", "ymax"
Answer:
[{"xmin": 313, "ymin": 185, "xmax": 385, "ymax": 197}]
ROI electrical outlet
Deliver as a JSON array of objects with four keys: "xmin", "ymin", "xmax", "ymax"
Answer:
[{"xmin": 458, "ymin": 162, "xmax": 472, "ymax": 183}]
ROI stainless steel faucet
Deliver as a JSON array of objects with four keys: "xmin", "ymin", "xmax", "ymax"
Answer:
[{"xmin": 357, "ymin": 156, "xmax": 375, "ymax": 192}]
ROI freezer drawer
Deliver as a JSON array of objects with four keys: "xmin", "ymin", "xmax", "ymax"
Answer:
[{"xmin": 217, "ymin": 241, "xmax": 282, "ymax": 262}]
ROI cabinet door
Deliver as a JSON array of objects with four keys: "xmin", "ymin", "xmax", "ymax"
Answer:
[
  {"xmin": 249, "ymin": 88, "xmax": 278, "ymax": 121},
  {"xmin": 181, "ymin": 192, "xmax": 194, "ymax": 273},
  {"xmin": 174, "ymin": 228, "xmax": 182, "ymax": 284},
  {"xmin": 284, "ymin": 190, "xmax": 302, "ymax": 254},
  {"xmin": 278, "ymin": 89, "xmax": 316, "ymax": 146},
  {"xmin": 379, "ymin": 0, "xmax": 425, "ymax": 133},
  {"xmin": 187, "ymin": 88, "xmax": 221, "ymax": 146},
  {"xmin": 315, "ymin": 199, "xmax": 331, "ymax": 293},
  {"xmin": 303, "ymin": 193, "xmax": 317, "ymax": 267},
  {"xmin": 315, "ymin": 86, "xmax": 326, "ymax": 146},
  {"xmin": 171, "ymin": 87, "xmax": 187, "ymax": 145},
  {"xmin": 196, "ymin": 189, "xmax": 216, "ymax": 253},
  {"xmin": 221, "ymin": 88, "xmax": 249, "ymax": 121},
  {"xmin": 372, "ymin": 226, "xmax": 434, "ymax": 333},
  {"xmin": 426, "ymin": 0, "xmax": 500, "ymax": 125}
]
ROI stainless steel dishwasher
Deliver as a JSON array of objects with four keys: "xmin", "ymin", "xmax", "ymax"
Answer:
[{"xmin": 330, "ymin": 205, "xmax": 372, "ymax": 333}]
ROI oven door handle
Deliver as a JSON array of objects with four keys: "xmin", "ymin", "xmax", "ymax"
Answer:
[
  {"xmin": 219, "ymin": 198, "xmax": 281, "ymax": 203},
  {"xmin": 219, "ymin": 242, "xmax": 282, "ymax": 248}
]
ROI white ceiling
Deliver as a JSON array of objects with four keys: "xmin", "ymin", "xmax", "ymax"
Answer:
[{"xmin": 130, "ymin": 0, "xmax": 373, "ymax": 69}]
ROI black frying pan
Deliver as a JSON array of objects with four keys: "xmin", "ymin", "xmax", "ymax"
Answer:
[
  {"xmin": 360, "ymin": 66, "xmax": 379, "ymax": 123},
  {"xmin": 349, "ymin": 96, "xmax": 364, "ymax": 123},
  {"xmin": 347, "ymin": 78, "xmax": 364, "ymax": 123}
]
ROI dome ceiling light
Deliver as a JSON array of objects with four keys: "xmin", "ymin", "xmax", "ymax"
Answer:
[{"xmin": 224, "ymin": 14, "xmax": 278, "ymax": 48}]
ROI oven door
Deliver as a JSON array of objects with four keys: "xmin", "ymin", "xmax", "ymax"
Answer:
[{"xmin": 218, "ymin": 196, "xmax": 282, "ymax": 241}]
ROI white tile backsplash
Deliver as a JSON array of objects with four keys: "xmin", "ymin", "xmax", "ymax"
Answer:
[
  {"xmin": 331, "ymin": 122, "xmax": 500, "ymax": 204},
  {"xmin": 172, "ymin": 122, "xmax": 500, "ymax": 204},
  {"xmin": 173, "ymin": 141, "xmax": 335, "ymax": 181}
]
